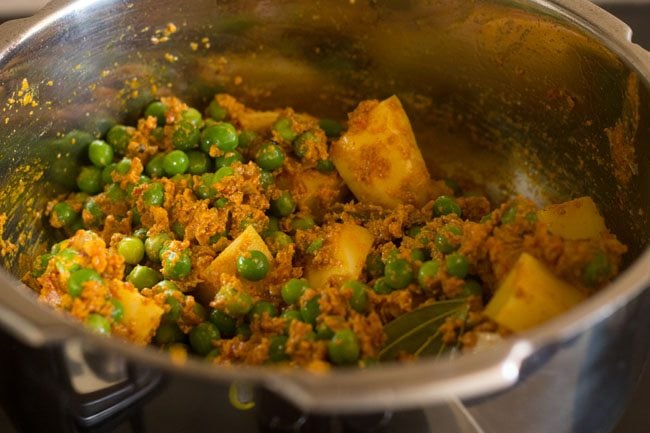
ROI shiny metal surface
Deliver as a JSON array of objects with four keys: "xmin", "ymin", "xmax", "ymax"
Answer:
[{"xmin": 0, "ymin": 0, "xmax": 648, "ymax": 427}]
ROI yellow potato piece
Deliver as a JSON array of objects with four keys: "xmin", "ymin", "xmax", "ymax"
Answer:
[
  {"xmin": 484, "ymin": 253, "xmax": 587, "ymax": 332},
  {"xmin": 305, "ymin": 223, "xmax": 374, "ymax": 288},
  {"xmin": 277, "ymin": 169, "xmax": 345, "ymax": 218},
  {"xmin": 198, "ymin": 225, "xmax": 272, "ymax": 302},
  {"xmin": 330, "ymin": 95, "xmax": 432, "ymax": 208},
  {"xmin": 538, "ymin": 196, "xmax": 606, "ymax": 240},
  {"xmin": 114, "ymin": 285, "xmax": 164, "ymax": 345}
]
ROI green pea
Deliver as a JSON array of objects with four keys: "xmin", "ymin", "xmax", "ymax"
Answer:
[
  {"xmin": 435, "ymin": 225, "xmax": 462, "ymax": 254},
  {"xmin": 31, "ymin": 253, "xmax": 53, "ymax": 278},
  {"xmin": 281, "ymin": 309, "xmax": 303, "ymax": 324},
  {"xmin": 266, "ymin": 216, "xmax": 281, "ymax": 234},
  {"xmin": 266, "ymin": 231, "xmax": 293, "ymax": 254},
  {"xmin": 154, "ymin": 279, "xmax": 180, "ymax": 295},
  {"xmin": 418, "ymin": 260, "xmax": 440, "ymax": 288},
  {"xmin": 186, "ymin": 150, "xmax": 212, "ymax": 175},
  {"xmin": 85, "ymin": 314, "xmax": 111, "ymax": 336},
  {"xmin": 327, "ymin": 329, "xmax": 360, "ymax": 365},
  {"xmin": 102, "ymin": 163, "xmax": 117, "ymax": 184},
  {"xmin": 433, "ymin": 195, "xmax": 462, "ymax": 217},
  {"xmin": 281, "ymin": 278, "xmax": 309, "ymax": 305},
  {"xmin": 115, "ymin": 157, "xmax": 132, "ymax": 175},
  {"xmin": 201, "ymin": 123, "xmax": 239, "ymax": 153},
  {"xmin": 373, "ymin": 277, "xmax": 393, "ymax": 295},
  {"xmin": 462, "ymin": 279, "xmax": 483, "ymax": 298},
  {"xmin": 68, "ymin": 268, "xmax": 103, "ymax": 298},
  {"xmin": 292, "ymin": 131, "xmax": 316, "ymax": 159},
  {"xmin": 209, "ymin": 309, "xmax": 237, "ymax": 338},
  {"xmin": 584, "ymin": 251, "xmax": 611, "ymax": 287},
  {"xmin": 193, "ymin": 302, "xmax": 207, "ymax": 321},
  {"xmin": 259, "ymin": 171, "xmax": 275, "ymax": 189},
  {"xmin": 238, "ymin": 130, "xmax": 257, "ymax": 148},
  {"xmin": 127, "ymin": 265, "xmax": 162, "ymax": 290},
  {"xmin": 143, "ymin": 182, "xmax": 165, "ymax": 207},
  {"xmin": 195, "ymin": 184, "xmax": 215, "ymax": 200},
  {"xmin": 384, "ymin": 259, "xmax": 414, "ymax": 289},
  {"xmin": 162, "ymin": 249, "xmax": 192, "ymax": 279},
  {"xmin": 52, "ymin": 202, "xmax": 79, "ymax": 228},
  {"xmin": 207, "ymin": 100, "xmax": 227, "ymax": 121},
  {"xmin": 365, "ymin": 253, "xmax": 385, "ymax": 279},
  {"xmin": 161, "ymin": 295, "xmax": 183, "ymax": 324},
  {"xmin": 214, "ymin": 197, "xmax": 229, "ymax": 208},
  {"xmin": 268, "ymin": 335, "xmax": 289, "ymax": 363},
  {"xmin": 300, "ymin": 296, "xmax": 321, "ymax": 325},
  {"xmin": 270, "ymin": 191, "xmax": 296, "ymax": 217},
  {"xmin": 171, "ymin": 120, "xmax": 199, "ymax": 151},
  {"xmin": 66, "ymin": 219, "xmax": 84, "ymax": 234},
  {"xmin": 316, "ymin": 323, "xmax": 335, "ymax": 340},
  {"xmin": 342, "ymin": 280, "xmax": 368, "ymax": 313},
  {"xmin": 88, "ymin": 140, "xmax": 114, "ymax": 167},
  {"xmin": 215, "ymin": 285, "xmax": 254, "ymax": 317},
  {"xmin": 213, "ymin": 166, "xmax": 235, "ymax": 183},
  {"xmin": 446, "ymin": 253, "xmax": 469, "ymax": 279},
  {"xmin": 189, "ymin": 323, "xmax": 220, "ymax": 356},
  {"xmin": 145, "ymin": 154, "xmax": 166, "ymax": 178},
  {"xmin": 306, "ymin": 238, "xmax": 324, "ymax": 254},
  {"xmin": 249, "ymin": 301, "xmax": 278, "ymax": 320},
  {"xmin": 215, "ymin": 151, "xmax": 244, "ymax": 168},
  {"xmin": 131, "ymin": 228, "xmax": 147, "ymax": 241},
  {"xmin": 236, "ymin": 250, "xmax": 269, "ymax": 281},
  {"xmin": 144, "ymin": 101, "xmax": 167, "ymax": 126},
  {"xmin": 236, "ymin": 324, "xmax": 252, "ymax": 340},
  {"xmin": 155, "ymin": 322, "xmax": 185, "ymax": 345},
  {"xmin": 318, "ymin": 118, "xmax": 343, "ymax": 137},
  {"xmin": 144, "ymin": 233, "xmax": 171, "ymax": 262},
  {"xmin": 181, "ymin": 107, "xmax": 203, "ymax": 127},
  {"xmin": 83, "ymin": 198, "xmax": 104, "ymax": 226},
  {"xmin": 117, "ymin": 236, "xmax": 145, "ymax": 265},
  {"xmin": 272, "ymin": 117, "xmax": 297, "ymax": 142},
  {"xmin": 76, "ymin": 166, "xmax": 103, "ymax": 194},
  {"xmin": 151, "ymin": 126, "xmax": 165, "ymax": 142},
  {"xmin": 110, "ymin": 299, "xmax": 124, "ymax": 322},
  {"xmin": 501, "ymin": 206, "xmax": 518, "ymax": 224},
  {"xmin": 255, "ymin": 142, "xmax": 285, "ymax": 171},
  {"xmin": 291, "ymin": 216, "xmax": 315, "ymax": 232},
  {"xmin": 316, "ymin": 159, "xmax": 335, "ymax": 172},
  {"xmin": 163, "ymin": 150, "xmax": 189, "ymax": 175},
  {"xmin": 106, "ymin": 125, "xmax": 131, "ymax": 154},
  {"xmin": 54, "ymin": 248, "xmax": 81, "ymax": 274},
  {"xmin": 411, "ymin": 248, "xmax": 428, "ymax": 262}
]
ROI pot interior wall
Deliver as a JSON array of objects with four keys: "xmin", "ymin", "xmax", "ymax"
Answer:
[{"xmin": 0, "ymin": 0, "xmax": 647, "ymax": 280}]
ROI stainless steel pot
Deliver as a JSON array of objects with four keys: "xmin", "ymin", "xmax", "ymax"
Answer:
[{"xmin": 0, "ymin": 1, "xmax": 648, "ymax": 432}]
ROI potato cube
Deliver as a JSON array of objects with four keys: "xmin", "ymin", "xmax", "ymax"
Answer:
[
  {"xmin": 114, "ymin": 285, "xmax": 164, "ymax": 345},
  {"xmin": 305, "ymin": 223, "xmax": 374, "ymax": 288},
  {"xmin": 198, "ymin": 225, "xmax": 272, "ymax": 302},
  {"xmin": 538, "ymin": 196, "xmax": 606, "ymax": 240},
  {"xmin": 484, "ymin": 253, "xmax": 587, "ymax": 332},
  {"xmin": 277, "ymin": 169, "xmax": 346, "ymax": 217},
  {"xmin": 330, "ymin": 95, "xmax": 433, "ymax": 208}
]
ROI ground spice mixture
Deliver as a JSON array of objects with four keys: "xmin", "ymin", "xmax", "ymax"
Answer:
[{"xmin": 24, "ymin": 93, "xmax": 626, "ymax": 369}]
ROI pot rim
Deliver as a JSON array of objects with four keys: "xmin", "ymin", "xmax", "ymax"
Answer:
[{"xmin": 0, "ymin": 0, "xmax": 648, "ymax": 413}]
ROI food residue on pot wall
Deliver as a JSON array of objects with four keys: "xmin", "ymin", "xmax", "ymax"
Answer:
[{"xmin": 605, "ymin": 73, "xmax": 639, "ymax": 188}]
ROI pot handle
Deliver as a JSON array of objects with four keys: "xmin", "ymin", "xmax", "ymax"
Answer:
[{"xmin": 552, "ymin": 1, "xmax": 650, "ymax": 72}]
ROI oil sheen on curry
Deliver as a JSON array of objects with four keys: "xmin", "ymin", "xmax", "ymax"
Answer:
[{"xmin": 25, "ymin": 94, "xmax": 626, "ymax": 370}]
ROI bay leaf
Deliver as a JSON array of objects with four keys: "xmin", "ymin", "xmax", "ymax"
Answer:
[{"xmin": 379, "ymin": 298, "xmax": 469, "ymax": 361}]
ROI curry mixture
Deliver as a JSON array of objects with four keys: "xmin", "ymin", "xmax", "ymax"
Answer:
[{"xmin": 25, "ymin": 94, "xmax": 626, "ymax": 369}]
